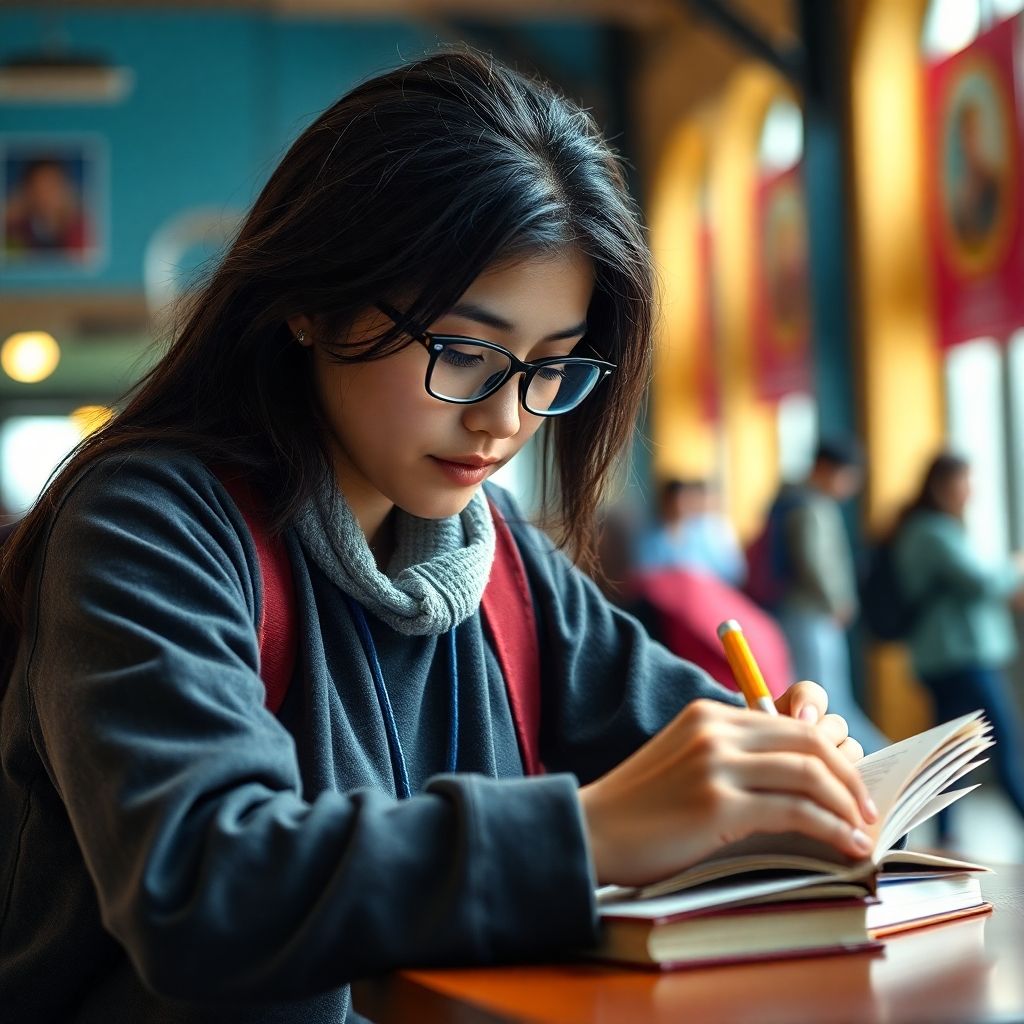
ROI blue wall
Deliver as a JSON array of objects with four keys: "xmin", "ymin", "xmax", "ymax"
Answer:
[{"xmin": 0, "ymin": 11, "xmax": 449, "ymax": 292}]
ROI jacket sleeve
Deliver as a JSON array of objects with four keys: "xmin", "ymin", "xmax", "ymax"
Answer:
[
  {"xmin": 920, "ymin": 520, "xmax": 1023, "ymax": 600},
  {"xmin": 21, "ymin": 455, "xmax": 597, "ymax": 1002},
  {"xmin": 488, "ymin": 489, "xmax": 744, "ymax": 784}
]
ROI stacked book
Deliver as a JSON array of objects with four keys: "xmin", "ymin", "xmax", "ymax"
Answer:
[{"xmin": 593, "ymin": 710, "xmax": 994, "ymax": 968}]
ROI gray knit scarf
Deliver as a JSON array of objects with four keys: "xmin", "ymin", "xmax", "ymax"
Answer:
[{"xmin": 294, "ymin": 477, "xmax": 496, "ymax": 636}]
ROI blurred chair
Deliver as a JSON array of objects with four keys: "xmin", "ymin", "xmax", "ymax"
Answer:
[{"xmin": 629, "ymin": 568, "xmax": 792, "ymax": 699}]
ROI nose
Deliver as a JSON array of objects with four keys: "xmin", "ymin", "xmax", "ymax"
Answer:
[{"xmin": 460, "ymin": 373, "xmax": 524, "ymax": 439}]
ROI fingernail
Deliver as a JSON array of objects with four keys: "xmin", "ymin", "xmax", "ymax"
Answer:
[
  {"xmin": 865, "ymin": 797, "xmax": 878, "ymax": 821},
  {"xmin": 851, "ymin": 828, "xmax": 873, "ymax": 853},
  {"xmin": 799, "ymin": 705, "xmax": 820, "ymax": 724}
]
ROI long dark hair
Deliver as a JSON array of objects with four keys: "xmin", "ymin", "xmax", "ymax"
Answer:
[
  {"xmin": 894, "ymin": 452, "xmax": 970, "ymax": 534},
  {"xmin": 0, "ymin": 50, "xmax": 654, "ymax": 670}
]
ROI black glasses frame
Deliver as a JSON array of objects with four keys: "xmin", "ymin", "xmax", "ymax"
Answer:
[{"xmin": 376, "ymin": 302, "xmax": 615, "ymax": 417}]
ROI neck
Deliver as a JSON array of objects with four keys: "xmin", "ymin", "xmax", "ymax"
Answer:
[
  {"xmin": 368, "ymin": 511, "xmax": 397, "ymax": 571},
  {"xmin": 328, "ymin": 451, "xmax": 396, "ymax": 569}
]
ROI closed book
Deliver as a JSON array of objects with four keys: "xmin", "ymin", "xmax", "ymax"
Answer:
[
  {"xmin": 595, "ymin": 872, "xmax": 990, "ymax": 968},
  {"xmin": 868, "ymin": 872, "xmax": 991, "ymax": 936},
  {"xmin": 596, "ymin": 895, "xmax": 880, "ymax": 969}
]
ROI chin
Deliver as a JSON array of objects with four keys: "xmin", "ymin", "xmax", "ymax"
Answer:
[{"xmin": 395, "ymin": 488, "xmax": 480, "ymax": 521}]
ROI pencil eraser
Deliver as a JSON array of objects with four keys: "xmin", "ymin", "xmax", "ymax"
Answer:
[{"xmin": 717, "ymin": 619, "xmax": 742, "ymax": 640}]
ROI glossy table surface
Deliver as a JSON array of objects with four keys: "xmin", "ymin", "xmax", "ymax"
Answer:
[{"xmin": 354, "ymin": 865, "xmax": 1024, "ymax": 1023}]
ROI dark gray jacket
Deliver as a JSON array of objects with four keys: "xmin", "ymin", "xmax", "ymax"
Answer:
[{"xmin": 0, "ymin": 451, "xmax": 736, "ymax": 1022}]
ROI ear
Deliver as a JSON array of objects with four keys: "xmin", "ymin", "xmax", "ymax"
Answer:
[{"xmin": 287, "ymin": 315, "xmax": 314, "ymax": 347}]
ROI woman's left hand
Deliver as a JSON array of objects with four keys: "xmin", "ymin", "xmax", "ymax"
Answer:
[{"xmin": 775, "ymin": 681, "xmax": 866, "ymax": 764}]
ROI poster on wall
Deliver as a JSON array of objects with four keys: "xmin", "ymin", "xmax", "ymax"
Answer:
[
  {"xmin": 923, "ymin": 14, "xmax": 1024, "ymax": 348},
  {"xmin": 0, "ymin": 135, "xmax": 105, "ymax": 270},
  {"xmin": 695, "ymin": 219, "xmax": 720, "ymax": 422},
  {"xmin": 751, "ymin": 163, "xmax": 813, "ymax": 401}
]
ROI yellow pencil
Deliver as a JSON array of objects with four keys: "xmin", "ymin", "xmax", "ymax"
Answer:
[{"xmin": 716, "ymin": 619, "xmax": 777, "ymax": 714}]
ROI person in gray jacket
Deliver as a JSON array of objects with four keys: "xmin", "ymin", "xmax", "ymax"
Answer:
[
  {"xmin": 768, "ymin": 440, "xmax": 889, "ymax": 753},
  {"xmin": 893, "ymin": 452, "xmax": 1024, "ymax": 842},
  {"xmin": 0, "ymin": 52, "xmax": 874, "ymax": 1024}
]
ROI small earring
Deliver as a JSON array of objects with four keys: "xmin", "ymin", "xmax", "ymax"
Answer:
[{"xmin": 296, "ymin": 329, "xmax": 306, "ymax": 343}]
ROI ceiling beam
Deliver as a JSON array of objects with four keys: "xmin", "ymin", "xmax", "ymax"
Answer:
[{"xmin": 683, "ymin": 0, "xmax": 804, "ymax": 87}]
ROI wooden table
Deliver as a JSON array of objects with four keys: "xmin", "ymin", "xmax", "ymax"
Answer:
[{"xmin": 353, "ymin": 865, "xmax": 1024, "ymax": 1023}]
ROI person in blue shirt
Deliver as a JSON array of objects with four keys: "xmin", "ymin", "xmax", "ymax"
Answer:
[
  {"xmin": 636, "ymin": 478, "xmax": 747, "ymax": 586},
  {"xmin": 0, "ymin": 51, "xmax": 874, "ymax": 1024}
]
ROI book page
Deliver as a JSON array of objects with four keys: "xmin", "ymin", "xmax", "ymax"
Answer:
[
  {"xmin": 879, "ymin": 750, "xmax": 990, "ymax": 849},
  {"xmin": 598, "ymin": 871, "xmax": 870, "ymax": 921},
  {"xmin": 892, "ymin": 784, "xmax": 980, "ymax": 840},
  {"xmin": 856, "ymin": 710, "xmax": 985, "ymax": 822}
]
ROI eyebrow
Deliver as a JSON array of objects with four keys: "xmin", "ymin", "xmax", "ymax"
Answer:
[{"xmin": 446, "ymin": 301, "xmax": 587, "ymax": 342}]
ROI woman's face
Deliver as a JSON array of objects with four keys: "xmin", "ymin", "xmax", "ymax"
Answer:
[
  {"xmin": 295, "ymin": 248, "xmax": 595, "ymax": 536},
  {"xmin": 937, "ymin": 469, "xmax": 972, "ymax": 517}
]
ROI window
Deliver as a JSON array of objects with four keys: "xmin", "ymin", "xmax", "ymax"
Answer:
[
  {"xmin": 922, "ymin": 0, "xmax": 1024, "ymax": 59},
  {"xmin": 757, "ymin": 98, "xmax": 803, "ymax": 176},
  {"xmin": 921, "ymin": 0, "xmax": 982, "ymax": 59},
  {"xmin": 944, "ymin": 339, "xmax": 1010, "ymax": 562},
  {"xmin": 0, "ymin": 415, "xmax": 83, "ymax": 515},
  {"xmin": 776, "ymin": 391, "xmax": 818, "ymax": 482}
]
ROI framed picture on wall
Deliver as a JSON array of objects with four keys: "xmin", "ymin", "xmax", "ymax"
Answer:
[{"xmin": 0, "ymin": 135, "xmax": 105, "ymax": 270}]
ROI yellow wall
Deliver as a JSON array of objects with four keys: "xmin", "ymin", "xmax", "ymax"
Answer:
[
  {"xmin": 647, "ymin": 123, "xmax": 718, "ymax": 483},
  {"xmin": 709, "ymin": 67, "xmax": 795, "ymax": 540},
  {"xmin": 638, "ymin": 1, "xmax": 797, "ymax": 522},
  {"xmin": 647, "ymin": 64, "xmax": 800, "ymax": 538},
  {"xmin": 850, "ymin": 0, "xmax": 945, "ymax": 737}
]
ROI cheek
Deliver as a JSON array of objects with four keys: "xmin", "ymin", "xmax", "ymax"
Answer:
[
  {"xmin": 317, "ymin": 356, "xmax": 444, "ymax": 453},
  {"xmin": 513, "ymin": 412, "xmax": 546, "ymax": 451}
]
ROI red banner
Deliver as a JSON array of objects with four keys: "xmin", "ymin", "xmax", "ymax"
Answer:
[
  {"xmin": 751, "ymin": 164, "xmax": 813, "ymax": 400},
  {"xmin": 924, "ymin": 15, "xmax": 1024, "ymax": 348},
  {"xmin": 695, "ymin": 219, "xmax": 720, "ymax": 422}
]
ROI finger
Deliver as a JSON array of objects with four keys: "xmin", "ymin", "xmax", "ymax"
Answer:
[
  {"xmin": 838, "ymin": 736, "xmax": 865, "ymax": 763},
  {"xmin": 774, "ymin": 681, "xmax": 829, "ymax": 723},
  {"xmin": 744, "ymin": 719, "xmax": 878, "ymax": 824},
  {"xmin": 737, "ymin": 751, "xmax": 864, "ymax": 829},
  {"xmin": 735, "ymin": 792, "xmax": 875, "ymax": 860},
  {"xmin": 819, "ymin": 713, "xmax": 850, "ymax": 749}
]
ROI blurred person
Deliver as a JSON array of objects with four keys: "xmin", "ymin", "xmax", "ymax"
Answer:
[
  {"xmin": 636, "ymin": 477, "xmax": 746, "ymax": 586},
  {"xmin": 892, "ymin": 452, "xmax": 1024, "ymax": 842},
  {"xmin": 753, "ymin": 439, "xmax": 889, "ymax": 754}
]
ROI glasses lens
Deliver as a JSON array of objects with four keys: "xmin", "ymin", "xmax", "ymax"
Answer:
[
  {"xmin": 525, "ymin": 362, "xmax": 602, "ymax": 414},
  {"xmin": 429, "ymin": 341, "xmax": 512, "ymax": 401}
]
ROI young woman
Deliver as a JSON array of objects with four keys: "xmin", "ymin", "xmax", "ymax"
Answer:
[
  {"xmin": 892, "ymin": 452, "xmax": 1024, "ymax": 841},
  {"xmin": 0, "ymin": 52, "xmax": 875, "ymax": 1024}
]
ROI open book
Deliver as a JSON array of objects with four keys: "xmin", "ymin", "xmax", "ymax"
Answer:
[
  {"xmin": 591, "ymin": 710, "xmax": 993, "ymax": 967},
  {"xmin": 600, "ymin": 709, "xmax": 991, "ymax": 907}
]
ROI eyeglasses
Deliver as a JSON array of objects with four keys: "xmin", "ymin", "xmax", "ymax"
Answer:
[{"xmin": 376, "ymin": 302, "xmax": 615, "ymax": 417}]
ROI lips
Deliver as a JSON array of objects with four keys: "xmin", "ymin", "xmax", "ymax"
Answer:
[
  {"xmin": 437, "ymin": 455, "xmax": 500, "ymax": 467},
  {"xmin": 428, "ymin": 455, "xmax": 501, "ymax": 486}
]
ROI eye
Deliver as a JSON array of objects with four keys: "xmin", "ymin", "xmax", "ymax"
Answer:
[
  {"xmin": 439, "ymin": 347, "xmax": 485, "ymax": 369},
  {"xmin": 536, "ymin": 365, "xmax": 568, "ymax": 382}
]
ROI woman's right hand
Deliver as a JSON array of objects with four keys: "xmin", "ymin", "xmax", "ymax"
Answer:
[{"xmin": 578, "ymin": 699, "xmax": 878, "ymax": 888}]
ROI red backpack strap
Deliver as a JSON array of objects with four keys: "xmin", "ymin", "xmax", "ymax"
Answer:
[
  {"xmin": 215, "ymin": 471, "xmax": 297, "ymax": 714},
  {"xmin": 481, "ymin": 498, "xmax": 543, "ymax": 776}
]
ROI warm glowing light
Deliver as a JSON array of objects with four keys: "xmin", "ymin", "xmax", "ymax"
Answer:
[
  {"xmin": 71, "ymin": 404, "xmax": 114, "ymax": 437},
  {"xmin": 1, "ymin": 331, "xmax": 61, "ymax": 383}
]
